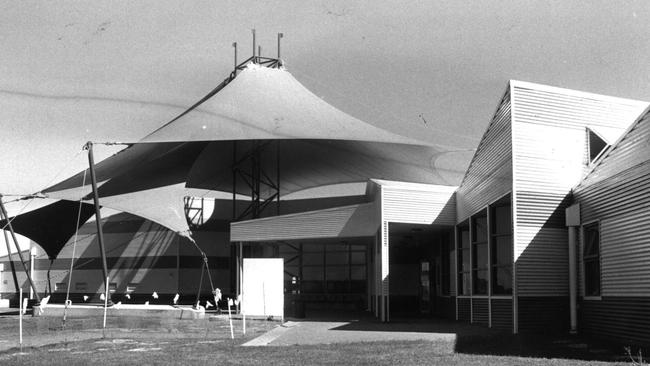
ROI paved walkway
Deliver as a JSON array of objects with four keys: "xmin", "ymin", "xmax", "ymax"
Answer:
[{"xmin": 245, "ymin": 313, "xmax": 493, "ymax": 349}]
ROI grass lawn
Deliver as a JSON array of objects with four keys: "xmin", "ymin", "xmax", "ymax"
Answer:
[{"xmin": 0, "ymin": 314, "xmax": 639, "ymax": 365}]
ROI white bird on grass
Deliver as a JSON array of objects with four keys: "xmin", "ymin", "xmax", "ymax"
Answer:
[
  {"xmin": 152, "ymin": 291, "xmax": 158, "ymax": 299},
  {"xmin": 83, "ymin": 295, "xmax": 89, "ymax": 302}
]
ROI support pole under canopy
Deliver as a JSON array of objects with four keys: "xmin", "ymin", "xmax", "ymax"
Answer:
[
  {"xmin": 2, "ymin": 228, "xmax": 19, "ymax": 294},
  {"xmin": 85, "ymin": 142, "xmax": 112, "ymax": 305},
  {"xmin": 0, "ymin": 195, "xmax": 41, "ymax": 303}
]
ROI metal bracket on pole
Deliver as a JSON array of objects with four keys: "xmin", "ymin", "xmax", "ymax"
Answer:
[
  {"xmin": 84, "ymin": 142, "xmax": 112, "ymax": 306},
  {"xmin": 0, "ymin": 195, "xmax": 41, "ymax": 304}
]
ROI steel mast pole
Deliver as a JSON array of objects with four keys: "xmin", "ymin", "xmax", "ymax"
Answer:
[
  {"xmin": 85, "ymin": 142, "xmax": 112, "ymax": 305},
  {"xmin": 252, "ymin": 29, "xmax": 256, "ymax": 62},
  {"xmin": 2, "ymin": 228, "xmax": 19, "ymax": 294},
  {"xmin": 0, "ymin": 195, "xmax": 41, "ymax": 303}
]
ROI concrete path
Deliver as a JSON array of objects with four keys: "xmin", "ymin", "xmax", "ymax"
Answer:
[
  {"xmin": 242, "ymin": 321, "xmax": 298, "ymax": 346},
  {"xmin": 244, "ymin": 315, "xmax": 491, "ymax": 349}
]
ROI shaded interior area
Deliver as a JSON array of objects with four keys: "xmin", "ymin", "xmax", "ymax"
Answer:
[
  {"xmin": 388, "ymin": 223, "xmax": 455, "ymax": 320},
  {"xmin": 241, "ymin": 238, "xmax": 370, "ymax": 315},
  {"xmin": 239, "ymin": 221, "xmax": 456, "ymax": 321}
]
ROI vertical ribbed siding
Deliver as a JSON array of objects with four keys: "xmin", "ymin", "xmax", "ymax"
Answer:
[
  {"xmin": 382, "ymin": 186, "xmax": 456, "ymax": 225},
  {"xmin": 471, "ymin": 298, "xmax": 489, "ymax": 325},
  {"xmin": 491, "ymin": 298, "xmax": 513, "ymax": 329},
  {"xmin": 511, "ymin": 83, "xmax": 647, "ymax": 297},
  {"xmin": 574, "ymin": 115, "xmax": 650, "ymax": 297},
  {"xmin": 458, "ymin": 298, "xmax": 471, "ymax": 321},
  {"xmin": 456, "ymin": 91, "xmax": 513, "ymax": 222}
]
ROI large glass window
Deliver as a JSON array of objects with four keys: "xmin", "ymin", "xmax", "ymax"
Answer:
[
  {"xmin": 457, "ymin": 224, "xmax": 470, "ymax": 295},
  {"xmin": 491, "ymin": 203, "xmax": 513, "ymax": 295},
  {"xmin": 583, "ymin": 222, "xmax": 601, "ymax": 296},
  {"xmin": 472, "ymin": 213, "xmax": 488, "ymax": 295}
]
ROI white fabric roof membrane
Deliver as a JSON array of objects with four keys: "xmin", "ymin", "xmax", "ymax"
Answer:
[
  {"xmin": 141, "ymin": 64, "xmax": 420, "ymax": 144},
  {"xmin": 38, "ymin": 63, "xmax": 459, "ymax": 241}
]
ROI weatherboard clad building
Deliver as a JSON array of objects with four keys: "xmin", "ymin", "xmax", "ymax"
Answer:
[
  {"xmin": 1, "ymin": 57, "xmax": 649, "ymax": 345},
  {"xmin": 229, "ymin": 80, "xmax": 648, "ymax": 334},
  {"xmin": 453, "ymin": 81, "xmax": 647, "ymax": 334},
  {"xmin": 569, "ymin": 107, "xmax": 650, "ymax": 345}
]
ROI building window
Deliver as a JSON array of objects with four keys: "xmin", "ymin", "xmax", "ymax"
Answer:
[
  {"xmin": 457, "ymin": 223, "xmax": 470, "ymax": 295},
  {"xmin": 587, "ymin": 128, "xmax": 608, "ymax": 163},
  {"xmin": 583, "ymin": 222, "xmax": 601, "ymax": 296},
  {"xmin": 472, "ymin": 212, "xmax": 488, "ymax": 295},
  {"xmin": 491, "ymin": 203, "xmax": 513, "ymax": 295}
]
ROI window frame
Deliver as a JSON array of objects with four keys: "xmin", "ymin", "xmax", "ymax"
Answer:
[
  {"xmin": 457, "ymin": 222, "xmax": 471, "ymax": 296},
  {"xmin": 471, "ymin": 212, "xmax": 489, "ymax": 295},
  {"xmin": 586, "ymin": 128, "xmax": 610, "ymax": 165},
  {"xmin": 490, "ymin": 203, "xmax": 513, "ymax": 295},
  {"xmin": 582, "ymin": 220, "xmax": 602, "ymax": 299}
]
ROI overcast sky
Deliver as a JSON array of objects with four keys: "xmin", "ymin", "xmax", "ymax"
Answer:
[{"xmin": 1, "ymin": 0, "xmax": 649, "ymax": 197}]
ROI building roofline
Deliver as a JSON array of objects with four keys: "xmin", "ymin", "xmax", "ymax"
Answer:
[
  {"xmin": 368, "ymin": 179, "xmax": 457, "ymax": 192},
  {"xmin": 510, "ymin": 80, "xmax": 648, "ymax": 108},
  {"xmin": 573, "ymin": 104, "xmax": 650, "ymax": 191},
  {"xmin": 458, "ymin": 81, "xmax": 512, "ymax": 190}
]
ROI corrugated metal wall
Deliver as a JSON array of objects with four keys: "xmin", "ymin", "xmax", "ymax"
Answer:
[
  {"xmin": 456, "ymin": 90, "xmax": 513, "ymax": 222},
  {"xmin": 472, "ymin": 298, "xmax": 489, "ymax": 325},
  {"xmin": 572, "ymin": 114, "xmax": 650, "ymax": 344},
  {"xmin": 579, "ymin": 109, "xmax": 650, "ymax": 188},
  {"xmin": 491, "ymin": 298, "xmax": 513, "ymax": 329},
  {"xmin": 510, "ymin": 82, "xmax": 647, "ymax": 298},
  {"xmin": 518, "ymin": 296, "xmax": 569, "ymax": 332},
  {"xmin": 382, "ymin": 185, "xmax": 456, "ymax": 225},
  {"xmin": 580, "ymin": 297, "xmax": 650, "ymax": 345},
  {"xmin": 577, "ymin": 164, "xmax": 650, "ymax": 295},
  {"xmin": 230, "ymin": 203, "xmax": 378, "ymax": 242},
  {"xmin": 458, "ymin": 297, "xmax": 471, "ymax": 321}
]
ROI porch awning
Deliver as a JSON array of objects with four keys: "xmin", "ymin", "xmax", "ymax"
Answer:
[{"xmin": 230, "ymin": 202, "xmax": 378, "ymax": 242}]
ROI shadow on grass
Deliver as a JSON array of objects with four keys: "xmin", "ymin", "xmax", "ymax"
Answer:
[{"xmin": 319, "ymin": 314, "xmax": 631, "ymax": 363}]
